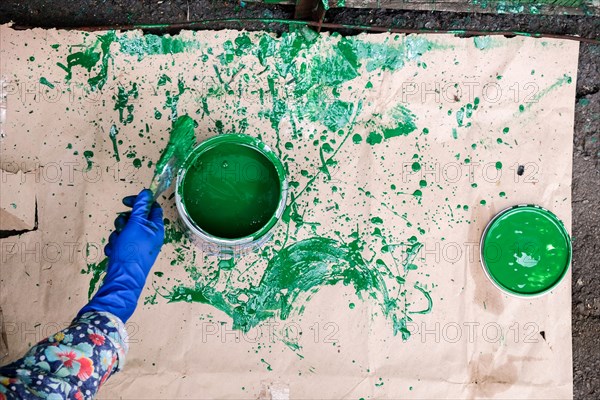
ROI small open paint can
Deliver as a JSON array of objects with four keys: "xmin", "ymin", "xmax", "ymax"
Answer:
[
  {"xmin": 479, "ymin": 204, "xmax": 572, "ymax": 297},
  {"xmin": 175, "ymin": 134, "xmax": 288, "ymax": 257}
]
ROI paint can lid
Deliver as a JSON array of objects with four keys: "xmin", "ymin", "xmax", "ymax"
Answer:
[{"xmin": 480, "ymin": 204, "xmax": 572, "ymax": 297}]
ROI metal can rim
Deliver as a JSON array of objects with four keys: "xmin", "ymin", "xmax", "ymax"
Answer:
[{"xmin": 175, "ymin": 134, "xmax": 288, "ymax": 247}]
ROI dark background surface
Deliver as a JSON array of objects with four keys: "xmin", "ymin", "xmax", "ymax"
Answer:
[{"xmin": 1, "ymin": 1, "xmax": 598, "ymax": 398}]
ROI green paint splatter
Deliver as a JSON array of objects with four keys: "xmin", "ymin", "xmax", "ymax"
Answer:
[
  {"xmin": 57, "ymin": 31, "xmax": 116, "ymax": 90},
  {"xmin": 82, "ymin": 257, "xmax": 108, "ymax": 300},
  {"xmin": 114, "ymin": 83, "xmax": 139, "ymax": 125},
  {"xmin": 109, "ymin": 124, "xmax": 120, "ymax": 162},
  {"xmin": 366, "ymin": 132, "xmax": 382, "ymax": 145},
  {"xmin": 39, "ymin": 77, "xmax": 55, "ymax": 89},
  {"xmin": 260, "ymin": 358, "xmax": 273, "ymax": 371},
  {"xmin": 83, "ymin": 150, "xmax": 94, "ymax": 171},
  {"xmin": 383, "ymin": 105, "xmax": 417, "ymax": 138},
  {"xmin": 157, "ymin": 74, "xmax": 172, "ymax": 86}
]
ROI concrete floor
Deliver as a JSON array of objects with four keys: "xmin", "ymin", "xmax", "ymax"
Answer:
[{"xmin": 1, "ymin": 1, "xmax": 598, "ymax": 398}]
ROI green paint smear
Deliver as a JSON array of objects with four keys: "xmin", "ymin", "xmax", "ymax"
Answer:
[
  {"xmin": 82, "ymin": 257, "xmax": 108, "ymax": 300},
  {"xmin": 383, "ymin": 105, "xmax": 417, "ymax": 138},
  {"xmin": 519, "ymin": 74, "xmax": 572, "ymax": 113},
  {"xmin": 57, "ymin": 31, "xmax": 202, "ymax": 90},
  {"xmin": 163, "ymin": 235, "xmax": 425, "ymax": 339},
  {"xmin": 57, "ymin": 31, "xmax": 116, "ymax": 90},
  {"xmin": 482, "ymin": 206, "xmax": 570, "ymax": 295},
  {"xmin": 109, "ymin": 124, "xmax": 120, "ymax": 161}
]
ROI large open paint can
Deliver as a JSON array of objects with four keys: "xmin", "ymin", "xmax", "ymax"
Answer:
[
  {"xmin": 176, "ymin": 134, "xmax": 288, "ymax": 257},
  {"xmin": 479, "ymin": 204, "xmax": 572, "ymax": 298}
]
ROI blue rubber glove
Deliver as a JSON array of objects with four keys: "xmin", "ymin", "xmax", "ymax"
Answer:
[{"xmin": 79, "ymin": 189, "xmax": 165, "ymax": 323}]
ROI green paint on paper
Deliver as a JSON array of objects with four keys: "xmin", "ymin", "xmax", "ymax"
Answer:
[
  {"xmin": 39, "ymin": 77, "xmax": 55, "ymax": 89},
  {"xmin": 109, "ymin": 124, "xmax": 120, "ymax": 162},
  {"xmin": 164, "ymin": 234, "xmax": 426, "ymax": 338},
  {"xmin": 82, "ymin": 257, "xmax": 108, "ymax": 300},
  {"xmin": 114, "ymin": 83, "xmax": 139, "ymax": 125},
  {"xmin": 157, "ymin": 74, "xmax": 172, "ymax": 86},
  {"xmin": 71, "ymin": 29, "xmax": 450, "ymax": 353},
  {"xmin": 83, "ymin": 150, "xmax": 94, "ymax": 171},
  {"xmin": 260, "ymin": 358, "xmax": 273, "ymax": 371},
  {"xmin": 57, "ymin": 31, "xmax": 116, "ymax": 90},
  {"xmin": 383, "ymin": 105, "xmax": 417, "ymax": 138},
  {"xmin": 519, "ymin": 74, "xmax": 572, "ymax": 113},
  {"xmin": 473, "ymin": 36, "xmax": 498, "ymax": 50},
  {"xmin": 366, "ymin": 132, "xmax": 382, "ymax": 145},
  {"xmin": 482, "ymin": 206, "xmax": 570, "ymax": 295}
]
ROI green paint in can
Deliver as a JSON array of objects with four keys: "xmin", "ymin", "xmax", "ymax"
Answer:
[
  {"xmin": 480, "ymin": 205, "xmax": 571, "ymax": 297},
  {"xmin": 176, "ymin": 134, "xmax": 287, "ymax": 255}
]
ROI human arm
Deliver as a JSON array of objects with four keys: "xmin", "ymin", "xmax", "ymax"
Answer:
[{"xmin": 0, "ymin": 189, "xmax": 164, "ymax": 399}]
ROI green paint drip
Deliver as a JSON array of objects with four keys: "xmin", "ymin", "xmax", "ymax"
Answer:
[{"xmin": 482, "ymin": 206, "xmax": 571, "ymax": 295}]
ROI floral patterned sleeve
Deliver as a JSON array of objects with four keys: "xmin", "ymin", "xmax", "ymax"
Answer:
[{"xmin": 0, "ymin": 311, "xmax": 128, "ymax": 400}]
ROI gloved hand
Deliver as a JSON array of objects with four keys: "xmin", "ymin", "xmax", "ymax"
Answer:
[{"xmin": 78, "ymin": 189, "xmax": 165, "ymax": 323}]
